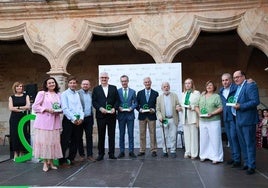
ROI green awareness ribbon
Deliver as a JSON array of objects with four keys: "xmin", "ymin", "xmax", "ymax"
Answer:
[
  {"xmin": 15, "ymin": 114, "xmax": 35, "ymax": 163},
  {"xmin": 15, "ymin": 114, "xmax": 59, "ymax": 166}
]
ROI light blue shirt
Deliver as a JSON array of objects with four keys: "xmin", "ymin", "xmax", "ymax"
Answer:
[
  {"xmin": 232, "ymin": 80, "xmax": 246, "ymax": 116},
  {"xmin": 164, "ymin": 94, "xmax": 172, "ymax": 117},
  {"xmin": 61, "ymin": 88, "xmax": 84, "ymax": 122},
  {"xmin": 79, "ymin": 89, "xmax": 92, "ymax": 117}
]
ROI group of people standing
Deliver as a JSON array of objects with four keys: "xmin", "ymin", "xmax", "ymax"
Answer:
[{"xmin": 8, "ymin": 70, "xmax": 261, "ymax": 175}]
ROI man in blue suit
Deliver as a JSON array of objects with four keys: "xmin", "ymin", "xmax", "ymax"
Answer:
[
  {"xmin": 117, "ymin": 75, "xmax": 138, "ymax": 158},
  {"xmin": 219, "ymin": 73, "xmax": 241, "ymax": 167},
  {"xmin": 136, "ymin": 77, "xmax": 159, "ymax": 157},
  {"xmin": 232, "ymin": 70, "xmax": 260, "ymax": 175}
]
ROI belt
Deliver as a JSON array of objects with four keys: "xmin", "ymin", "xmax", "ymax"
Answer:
[{"xmin": 165, "ymin": 116, "xmax": 173, "ymax": 119}]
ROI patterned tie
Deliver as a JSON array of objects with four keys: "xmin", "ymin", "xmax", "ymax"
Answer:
[
  {"xmin": 231, "ymin": 85, "xmax": 241, "ymax": 116},
  {"xmin": 146, "ymin": 90, "xmax": 150, "ymax": 102}
]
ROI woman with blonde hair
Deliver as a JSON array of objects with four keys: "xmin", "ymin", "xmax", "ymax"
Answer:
[
  {"xmin": 180, "ymin": 78, "xmax": 200, "ymax": 159},
  {"xmin": 8, "ymin": 81, "xmax": 30, "ymax": 160}
]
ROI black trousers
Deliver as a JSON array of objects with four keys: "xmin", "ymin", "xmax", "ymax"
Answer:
[
  {"xmin": 78, "ymin": 115, "xmax": 94, "ymax": 157},
  {"xmin": 96, "ymin": 116, "xmax": 116, "ymax": 156},
  {"xmin": 60, "ymin": 116, "xmax": 83, "ymax": 163}
]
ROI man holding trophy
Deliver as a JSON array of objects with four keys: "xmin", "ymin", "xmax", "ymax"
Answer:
[
  {"xmin": 117, "ymin": 75, "xmax": 138, "ymax": 158},
  {"xmin": 136, "ymin": 77, "xmax": 159, "ymax": 157},
  {"xmin": 92, "ymin": 72, "xmax": 119, "ymax": 161}
]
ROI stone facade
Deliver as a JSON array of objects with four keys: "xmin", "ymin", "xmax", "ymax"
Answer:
[{"xmin": 0, "ymin": 0, "xmax": 268, "ymax": 143}]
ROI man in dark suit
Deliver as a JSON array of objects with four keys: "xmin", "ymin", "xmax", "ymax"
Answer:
[
  {"xmin": 232, "ymin": 70, "xmax": 260, "ymax": 175},
  {"xmin": 136, "ymin": 77, "xmax": 159, "ymax": 157},
  {"xmin": 219, "ymin": 73, "xmax": 241, "ymax": 167},
  {"xmin": 117, "ymin": 75, "xmax": 138, "ymax": 158},
  {"xmin": 92, "ymin": 72, "xmax": 119, "ymax": 161}
]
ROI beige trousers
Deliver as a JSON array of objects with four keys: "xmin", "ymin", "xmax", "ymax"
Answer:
[{"xmin": 139, "ymin": 118, "xmax": 157, "ymax": 153}]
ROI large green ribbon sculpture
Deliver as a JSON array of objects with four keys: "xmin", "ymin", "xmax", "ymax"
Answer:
[
  {"xmin": 15, "ymin": 114, "xmax": 59, "ymax": 166},
  {"xmin": 15, "ymin": 114, "xmax": 36, "ymax": 163}
]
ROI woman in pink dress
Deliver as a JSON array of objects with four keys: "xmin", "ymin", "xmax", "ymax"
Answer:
[{"xmin": 32, "ymin": 77, "xmax": 63, "ymax": 172}]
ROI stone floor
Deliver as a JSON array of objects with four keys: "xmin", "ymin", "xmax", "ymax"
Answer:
[{"xmin": 0, "ymin": 146, "xmax": 268, "ymax": 188}]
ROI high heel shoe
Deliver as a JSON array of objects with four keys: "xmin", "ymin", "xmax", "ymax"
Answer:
[
  {"xmin": 43, "ymin": 163, "xmax": 49, "ymax": 172},
  {"xmin": 50, "ymin": 164, "xmax": 58, "ymax": 170}
]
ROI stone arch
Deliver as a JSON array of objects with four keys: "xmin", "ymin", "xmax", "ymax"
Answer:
[
  {"xmin": 238, "ymin": 8, "xmax": 268, "ymax": 69},
  {"xmin": 164, "ymin": 12, "xmax": 245, "ymax": 63}
]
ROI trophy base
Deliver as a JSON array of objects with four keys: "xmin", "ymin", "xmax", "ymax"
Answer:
[
  {"xmin": 226, "ymin": 103, "xmax": 236, "ymax": 107},
  {"xmin": 183, "ymin": 105, "xmax": 190, "ymax": 108},
  {"xmin": 53, "ymin": 109, "xmax": 62, "ymax": 113},
  {"xmin": 200, "ymin": 114, "xmax": 209, "ymax": 117},
  {"xmin": 142, "ymin": 109, "xmax": 150, "ymax": 113},
  {"xmin": 122, "ymin": 108, "xmax": 130, "ymax": 112}
]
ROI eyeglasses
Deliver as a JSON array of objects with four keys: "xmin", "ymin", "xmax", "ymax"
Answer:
[
  {"xmin": 233, "ymin": 75, "xmax": 242, "ymax": 80},
  {"xmin": 100, "ymin": 77, "xmax": 108, "ymax": 79}
]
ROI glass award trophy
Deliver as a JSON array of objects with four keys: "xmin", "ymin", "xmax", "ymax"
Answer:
[
  {"xmin": 183, "ymin": 100, "xmax": 190, "ymax": 108},
  {"xmin": 122, "ymin": 103, "xmax": 130, "ymax": 112},
  {"xmin": 162, "ymin": 118, "xmax": 168, "ymax": 127},
  {"xmin": 141, "ymin": 104, "xmax": 150, "ymax": 113},
  {"xmin": 74, "ymin": 114, "xmax": 80, "ymax": 120},
  {"xmin": 52, "ymin": 102, "xmax": 62, "ymax": 112},
  {"xmin": 226, "ymin": 96, "xmax": 236, "ymax": 106},
  {"xmin": 200, "ymin": 107, "xmax": 209, "ymax": 117},
  {"xmin": 106, "ymin": 104, "xmax": 112, "ymax": 113}
]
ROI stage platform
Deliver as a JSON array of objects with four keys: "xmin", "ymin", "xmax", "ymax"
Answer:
[{"xmin": 0, "ymin": 146, "xmax": 267, "ymax": 188}]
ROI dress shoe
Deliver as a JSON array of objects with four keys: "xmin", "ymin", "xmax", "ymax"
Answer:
[
  {"xmin": 117, "ymin": 152, "xmax": 125, "ymax": 158},
  {"xmin": 151, "ymin": 151, "xmax": 157, "ymax": 157},
  {"xmin": 137, "ymin": 152, "xmax": 145, "ymax": 156},
  {"xmin": 184, "ymin": 155, "xmax": 190, "ymax": 159},
  {"xmin": 87, "ymin": 156, "xmax": 96, "ymax": 162},
  {"xmin": 170, "ymin": 153, "xmax": 177, "ymax": 158},
  {"xmin": 231, "ymin": 162, "xmax": 241, "ymax": 168},
  {"xmin": 79, "ymin": 156, "xmax": 86, "ymax": 162},
  {"xmin": 241, "ymin": 166, "xmax": 248, "ymax": 170},
  {"xmin": 96, "ymin": 155, "xmax": 104, "ymax": 161},
  {"xmin": 162, "ymin": 153, "xmax": 168, "ymax": 158},
  {"xmin": 226, "ymin": 159, "xmax": 234, "ymax": 165},
  {"xmin": 109, "ymin": 155, "xmax": 117, "ymax": 159},
  {"xmin": 129, "ymin": 152, "xmax": 137, "ymax": 158},
  {"xmin": 246, "ymin": 168, "xmax": 255, "ymax": 175}
]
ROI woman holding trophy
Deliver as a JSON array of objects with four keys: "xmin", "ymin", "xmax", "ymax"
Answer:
[
  {"xmin": 32, "ymin": 77, "xmax": 63, "ymax": 172},
  {"xmin": 195, "ymin": 80, "xmax": 223, "ymax": 164},
  {"xmin": 180, "ymin": 78, "xmax": 200, "ymax": 159}
]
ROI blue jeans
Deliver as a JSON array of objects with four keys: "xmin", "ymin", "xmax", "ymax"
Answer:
[{"xmin": 118, "ymin": 118, "xmax": 135, "ymax": 153}]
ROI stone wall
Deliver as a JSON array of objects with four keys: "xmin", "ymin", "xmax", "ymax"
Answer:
[{"xmin": 1, "ymin": 31, "xmax": 268, "ymax": 144}]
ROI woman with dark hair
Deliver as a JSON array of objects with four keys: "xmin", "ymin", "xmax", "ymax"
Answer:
[
  {"xmin": 8, "ymin": 81, "xmax": 31, "ymax": 160},
  {"xmin": 32, "ymin": 77, "xmax": 63, "ymax": 172},
  {"xmin": 259, "ymin": 109, "xmax": 268, "ymax": 149},
  {"xmin": 195, "ymin": 80, "xmax": 223, "ymax": 164}
]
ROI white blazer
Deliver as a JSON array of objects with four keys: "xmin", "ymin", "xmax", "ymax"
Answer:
[{"xmin": 180, "ymin": 90, "xmax": 200, "ymax": 125}]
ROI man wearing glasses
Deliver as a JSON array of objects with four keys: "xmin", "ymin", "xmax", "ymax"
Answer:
[
  {"xmin": 232, "ymin": 70, "xmax": 259, "ymax": 175},
  {"xmin": 92, "ymin": 72, "xmax": 120, "ymax": 161}
]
